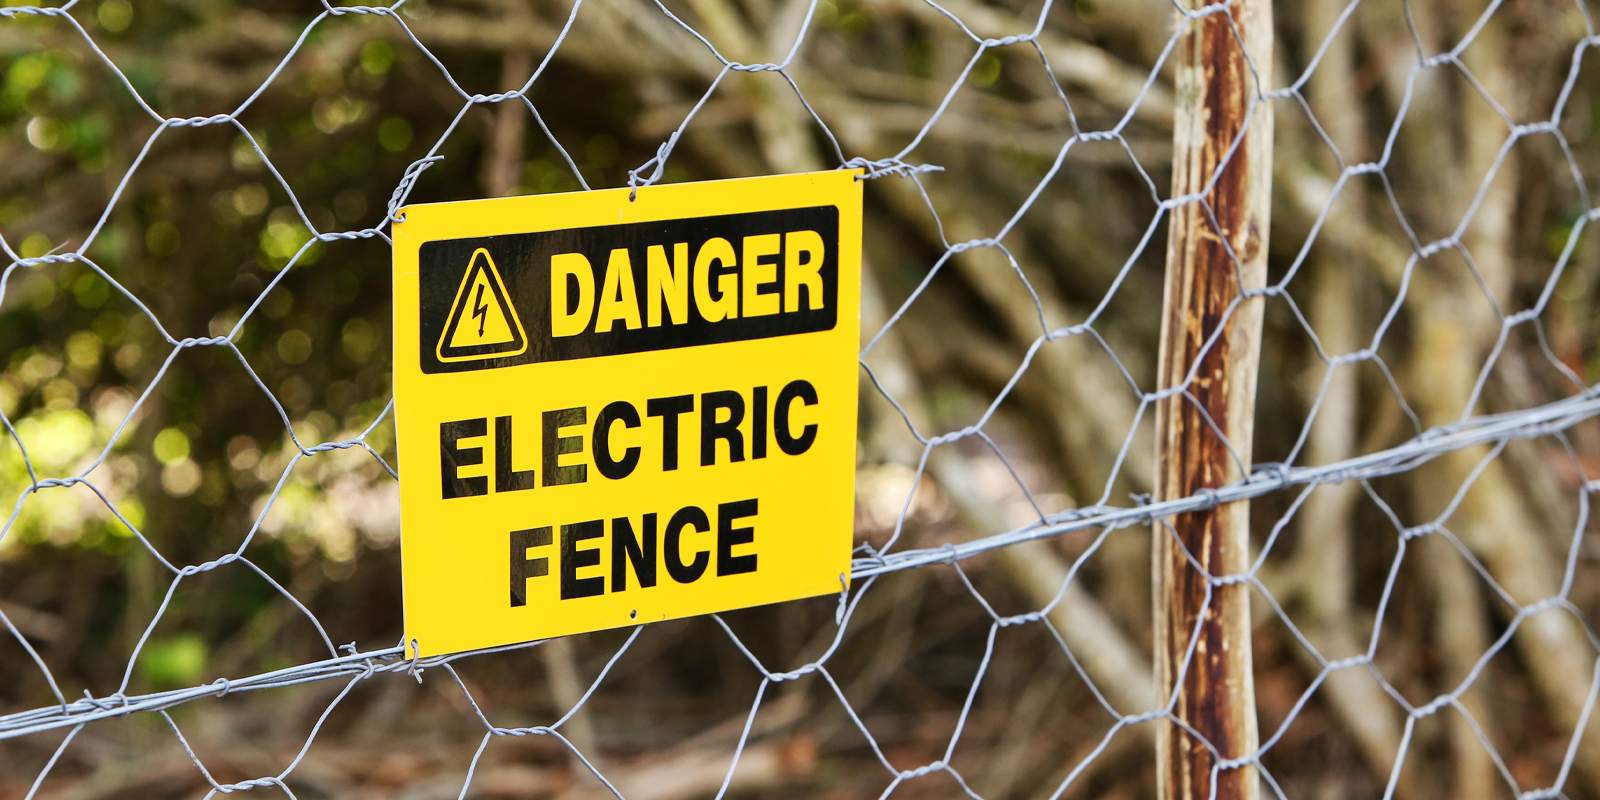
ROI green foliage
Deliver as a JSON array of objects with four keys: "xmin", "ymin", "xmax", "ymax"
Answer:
[
  {"xmin": 152, "ymin": 427, "xmax": 189, "ymax": 466},
  {"xmin": 0, "ymin": 2, "xmax": 476, "ymax": 674},
  {"xmin": 970, "ymin": 52, "xmax": 1001, "ymax": 88},
  {"xmin": 139, "ymin": 633, "xmax": 208, "ymax": 688},
  {"xmin": 97, "ymin": 0, "xmax": 132, "ymax": 34},
  {"xmin": 377, "ymin": 116, "xmax": 412, "ymax": 152}
]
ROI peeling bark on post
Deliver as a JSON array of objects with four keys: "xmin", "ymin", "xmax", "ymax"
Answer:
[{"xmin": 1153, "ymin": 2, "xmax": 1272, "ymax": 800}]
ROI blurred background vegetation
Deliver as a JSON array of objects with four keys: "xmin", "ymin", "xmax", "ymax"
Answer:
[{"xmin": 6, "ymin": 0, "xmax": 1600, "ymax": 798}]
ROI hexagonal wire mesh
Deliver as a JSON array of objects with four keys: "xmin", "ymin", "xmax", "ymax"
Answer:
[{"xmin": 4, "ymin": 0, "xmax": 1600, "ymax": 798}]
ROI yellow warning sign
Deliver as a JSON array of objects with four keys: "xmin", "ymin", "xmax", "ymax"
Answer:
[
  {"xmin": 392, "ymin": 171, "xmax": 863, "ymax": 658},
  {"xmin": 437, "ymin": 248, "xmax": 527, "ymax": 362}
]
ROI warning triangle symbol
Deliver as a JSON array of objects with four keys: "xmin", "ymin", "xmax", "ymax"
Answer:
[{"xmin": 436, "ymin": 248, "xmax": 528, "ymax": 362}]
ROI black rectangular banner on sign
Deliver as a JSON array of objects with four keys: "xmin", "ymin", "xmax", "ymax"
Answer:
[{"xmin": 418, "ymin": 206, "xmax": 841, "ymax": 374}]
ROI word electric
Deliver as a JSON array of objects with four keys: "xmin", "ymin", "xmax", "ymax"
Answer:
[
  {"xmin": 437, "ymin": 380, "xmax": 820, "ymax": 499},
  {"xmin": 394, "ymin": 171, "xmax": 863, "ymax": 657}
]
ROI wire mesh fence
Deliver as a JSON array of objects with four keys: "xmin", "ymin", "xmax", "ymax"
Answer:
[{"xmin": 4, "ymin": 0, "xmax": 1600, "ymax": 798}]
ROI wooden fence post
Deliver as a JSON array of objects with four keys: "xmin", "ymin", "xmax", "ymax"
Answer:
[{"xmin": 1153, "ymin": 1, "xmax": 1273, "ymax": 799}]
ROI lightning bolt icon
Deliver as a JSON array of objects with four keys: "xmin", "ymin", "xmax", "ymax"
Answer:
[
  {"xmin": 439, "ymin": 248, "xmax": 524, "ymax": 362},
  {"xmin": 471, "ymin": 283, "xmax": 489, "ymax": 337}
]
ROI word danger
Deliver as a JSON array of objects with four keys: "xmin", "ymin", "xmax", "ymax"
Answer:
[
  {"xmin": 509, "ymin": 499, "xmax": 759, "ymax": 606},
  {"xmin": 551, "ymin": 230, "xmax": 827, "ymax": 336},
  {"xmin": 438, "ymin": 380, "xmax": 820, "ymax": 499},
  {"xmin": 415, "ymin": 205, "xmax": 841, "ymax": 373}
]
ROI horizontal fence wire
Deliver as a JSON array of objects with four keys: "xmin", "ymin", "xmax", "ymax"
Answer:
[
  {"xmin": 4, "ymin": 0, "xmax": 1600, "ymax": 798},
  {"xmin": 3, "ymin": 389, "xmax": 1599, "ymax": 743}
]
